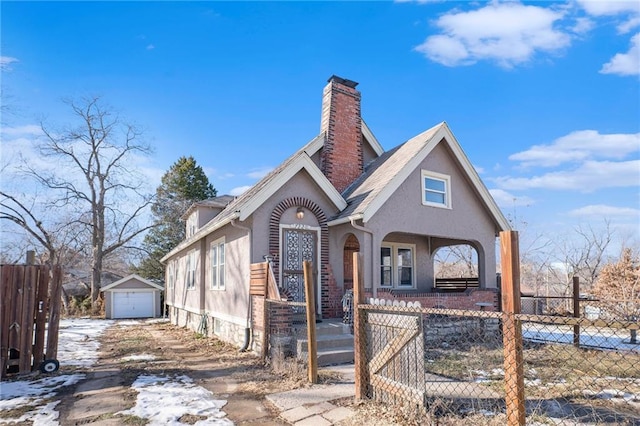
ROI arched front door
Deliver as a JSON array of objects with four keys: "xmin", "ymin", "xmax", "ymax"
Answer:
[{"xmin": 343, "ymin": 234, "xmax": 360, "ymax": 291}]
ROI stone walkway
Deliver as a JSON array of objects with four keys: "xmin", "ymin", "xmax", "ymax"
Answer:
[{"xmin": 266, "ymin": 364, "xmax": 356, "ymax": 425}]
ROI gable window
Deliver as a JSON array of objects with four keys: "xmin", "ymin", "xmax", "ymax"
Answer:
[
  {"xmin": 380, "ymin": 244, "xmax": 416, "ymax": 288},
  {"xmin": 186, "ymin": 250, "xmax": 197, "ymax": 290},
  {"xmin": 210, "ymin": 238, "xmax": 225, "ymax": 290},
  {"xmin": 422, "ymin": 170, "xmax": 451, "ymax": 208}
]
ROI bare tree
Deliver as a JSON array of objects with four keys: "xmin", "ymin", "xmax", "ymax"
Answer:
[
  {"xmin": 1, "ymin": 96, "xmax": 154, "ymax": 307},
  {"xmin": 597, "ymin": 247, "xmax": 640, "ymax": 317},
  {"xmin": 434, "ymin": 244, "xmax": 478, "ymax": 278},
  {"xmin": 592, "ymin": 247, "xmax": 639, "ymax": 334},
  {"xmin": 554, "ymin": 220, "xmax": 614, "ymax": 295},
  {"xmin": 0, "ymin": 191, "xmax": 82, "ymax": 266}
]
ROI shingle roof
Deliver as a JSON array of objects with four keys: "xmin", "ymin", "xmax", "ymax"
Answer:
[
  {"xmin": 333, "ymin": 123, "xmax": 444, "ymax": 221},
  {"xmin": 161, "ymin": 135, "xmax": 341, "ymax": 262},
  {"xmin": 180, "ymin": 195, "xmax": 237, "ymax": 220}
]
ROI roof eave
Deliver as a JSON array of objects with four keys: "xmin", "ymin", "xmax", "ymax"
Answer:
[
  {"xmin": 160, "ymin": 212, "xmax": 240, "ymax": 262},
  {"xmin": 100, "ymin": 274, "xmax": 164, "ymax": 291},
  {"xmin": 238, "ymin": 154, "xmax": 346, "ymax": 221},
  {"xmin": 362, "ymin": 120, "xmax": 384, "ymax": 156}
]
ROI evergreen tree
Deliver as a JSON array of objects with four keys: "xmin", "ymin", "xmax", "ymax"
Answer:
[{"xmin": 135, "ymin": 156, "xmax": 216, "ymax": 280}]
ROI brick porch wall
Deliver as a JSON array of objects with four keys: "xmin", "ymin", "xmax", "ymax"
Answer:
[{"xmin": 364, "ymin": 288, "xmax": 499, "ymax": 311}]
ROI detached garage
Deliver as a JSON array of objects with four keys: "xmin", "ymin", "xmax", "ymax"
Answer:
[{"xmin": 101, "ymin": 274, "xmax": 164, "ymax": 319}]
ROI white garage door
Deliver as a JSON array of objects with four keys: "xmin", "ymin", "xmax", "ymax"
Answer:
[{"xmin": 112, "ymin": 291, "xmax": 154, "ymax": 318}]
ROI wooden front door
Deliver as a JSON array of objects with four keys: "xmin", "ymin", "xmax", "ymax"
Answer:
[{"xmin": 282, "ymin": 228, "xmax": 317, "ymax": 309}]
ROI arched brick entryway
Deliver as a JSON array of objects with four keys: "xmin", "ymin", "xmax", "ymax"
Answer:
[{"xmin": 268, "ymin": 197, "xmax": 335, "ymax": 318}]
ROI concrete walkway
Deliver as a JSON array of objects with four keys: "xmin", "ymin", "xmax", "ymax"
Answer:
[
  {"xmin": 266, "ymin": 364, "xmax": 357, "ymax": 425},
  {"xmin": 266, "ymin": 363, "xmax": 503, "ymax": 425}
]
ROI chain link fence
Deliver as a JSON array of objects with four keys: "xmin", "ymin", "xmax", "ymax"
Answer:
[{"xmin": 355, "ymin": 300, "xmax": 640, "ymax": 425}]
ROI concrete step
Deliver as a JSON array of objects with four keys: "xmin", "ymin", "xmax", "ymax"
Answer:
[
  {"xmin": 296, "ymin": 333, "xmax": 354, "ymax": 353},
  {"xmin": 317, "ymin": 347, "xmax": 355, "ymax": 366},
  {"xmin": 298, "ymin": 346, "xmax": 355, "ymax": 366},
  {"xmin": 294, "ymin": 320, "xmax": 351, "ymax": 337}
]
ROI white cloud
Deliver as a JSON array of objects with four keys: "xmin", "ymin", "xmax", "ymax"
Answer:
[
  {"xmin": 577, "ymin": 0, "xmax": 640, "ymax": 77},
  {"xmin": 247, "ymin": 167, "xmax": 273, "ymax": 179},
  {"xmin": 600, "ymin": 32, "xmax": 640, "ymax": 76},
  {"xmin": 509, "ymin": 130, "xmax": 640, "ymax": 167},
  {"xmin": 489, "ymin": 188, "xmax": 535, "ymax": 207},
  {"xmin": 495, "ymin": 159, "xmax": 640, "ymax": 191},
  {"xmin": 146, "ymin": 44, "xmax": 155, "ymax": 50},
  {"xmin": 0, "ymin": 124, "xmax": 43, "ymax": 137},
  {"xmin": 618, "ymin": 16, "xmax": 640, "ymax": 34},
  {"xmin": 568, "ymin": 204, "xmax": 640, "ymax": 217},
  {"xmin": 230, "ymin": 185, "xmax": 252, "ymax": 196},
  {"xmin": 0, "ymin": 56, "xmax": 18, "ymax": 71},
  {"xmin": 576, "ymin": 0, "xmax": 640, "ymax": 17},
  {"xmin": 571, "ymin": 17, "xmax": 595, "ymax": 35},
  {"xmin": 414, "ymin": 2, "xmax": 571, "ymax": 68}
]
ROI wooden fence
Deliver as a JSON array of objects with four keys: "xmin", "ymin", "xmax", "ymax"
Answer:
[{"xmin": 0, "ymin": 264, "xmax": 63, "ymax": 377}]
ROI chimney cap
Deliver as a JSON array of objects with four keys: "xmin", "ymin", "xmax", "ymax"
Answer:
[{"xmin": 328, "ymin": 75, "xmax": 359, "ymax": 89}]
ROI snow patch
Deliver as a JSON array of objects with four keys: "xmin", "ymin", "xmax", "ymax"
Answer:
[
  {"xmin": 119, "ymin": 374, "xmax": 233, "ymax": 425},
  {"xmin": 57, "ymin": 318, "xmax": 114, "ymax": 367},
  {"xmin": 121, "ymin": 354, "xmax": 157, "ymax": 362},
  {"xmin": 0, "ymin": 375, "xmax": 84, "ymax": 424}
]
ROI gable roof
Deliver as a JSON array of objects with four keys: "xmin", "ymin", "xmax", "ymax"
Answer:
[
  {"xmin": 328, "ymin": 122, "xmax": 511, "ymax": 231},
  {"xmin": 361, "ymin": 120, "xmax": 384, "ymax": 157},
  {"xmin": 180, "ymin": 195, "xmax": 236, "ymax": 220},
  {"xmin": 161, "ymin": 134, "xmax": 348, "ymax": 262},
  {"xmin": 101, "ymin": 274, "xmax": 164, "ymax": 291}
]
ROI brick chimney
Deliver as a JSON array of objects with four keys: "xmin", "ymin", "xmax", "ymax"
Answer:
[{"xmin": 320, "ymin": 75, "xmax": 363, "ymax": 194}]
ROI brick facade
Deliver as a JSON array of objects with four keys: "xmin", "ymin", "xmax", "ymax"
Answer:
[{"xmin": 320, "ymin": 76, "xmax": 363, "ymax": 194}]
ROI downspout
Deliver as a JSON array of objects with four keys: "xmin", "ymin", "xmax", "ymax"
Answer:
[
  {"xmin": 349, "ymin": 216, "xmax": 376, "ymax": 298},
  {"xmin": 231, "ymin": 218, "xmax": 252, "ymax": 352}
]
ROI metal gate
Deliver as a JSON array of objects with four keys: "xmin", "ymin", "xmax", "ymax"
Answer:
[{"xmin": 281, "ymin": 228, "xmax": 317, "ymax": 306}]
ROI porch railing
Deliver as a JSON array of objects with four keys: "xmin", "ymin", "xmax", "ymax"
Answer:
[{"xmin": 433, "ymin": 277, "xmax": 479, "ymax": 292}]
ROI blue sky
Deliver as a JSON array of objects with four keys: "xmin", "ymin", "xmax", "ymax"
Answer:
[{"xmin": 1, "ymin": 1, "xmax": 639, "ymax": 250}]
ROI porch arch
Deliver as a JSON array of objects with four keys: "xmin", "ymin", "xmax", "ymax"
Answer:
[{"xmin": 431, "ymin": 240, "xmax": 485, "ymax": 289}]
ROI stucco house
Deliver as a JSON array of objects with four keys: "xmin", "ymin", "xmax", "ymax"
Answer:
[{"xmin": 161, "ymin": 76, "xmax": 510, "ymax": 351}]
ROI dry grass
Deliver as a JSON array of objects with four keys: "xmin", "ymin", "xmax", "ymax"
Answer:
[{"xmin": 338, "ymin": 399, "xmax": 509, "ymax": 426}]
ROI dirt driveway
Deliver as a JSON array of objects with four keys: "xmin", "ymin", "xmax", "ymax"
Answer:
[{"xmin": 54, "ymin": 320, "xmax": 315, "ymax": 425}]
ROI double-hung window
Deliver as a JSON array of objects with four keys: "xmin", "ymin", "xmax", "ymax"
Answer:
[
  {"xmin": 167, "ymin": 261, "xmax": 175, "ymax": 289},
  {"xmin": 210, "ymin": 238, "xmax": 225, "ymax": 290},
  {"xmin": 422, "ymin": 170, "xmax": 451, "ymax": 208},
  {"xmin": 380, "ymin": 244, "xmax": 415, "ymax": 288},
  {"xmin": 186, "ymin": 250, "xmax": 197, "ymax": 290}
]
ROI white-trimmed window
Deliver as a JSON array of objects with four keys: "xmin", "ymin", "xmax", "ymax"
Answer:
[
  {"xmin": 167, "ymin": 261, "xmax": 175, "ymax": 289},
  {"xmin": 380, "ymin": 244, "xmax": 416, "ymax": 288},
  {"xmin": 422, "ymin": 170, "xmax": 451, "ymax": 208},
  {"xmin": 186, "ymin": 250, "xmax": 197, "ymax": 290},
  {"xmin": 210, "ymin": 238, "xmax": 225, "ymax": 290}
]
